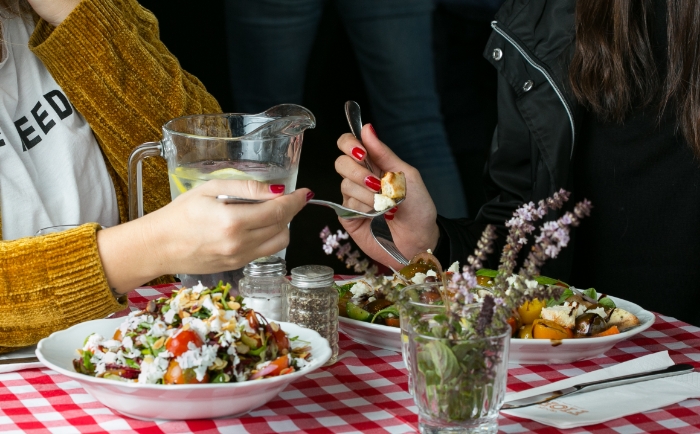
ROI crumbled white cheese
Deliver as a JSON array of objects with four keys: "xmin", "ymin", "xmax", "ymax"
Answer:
[
  {"xmin": 587, "ymin": 306, "xmax": 607, "ymax": 318},
  {"xmin": 412, "ymin": 272, "xmax": 427, "ymax": 284},
  {"xmin": 427, "ymin": 249, "xmax": 432, "ymax": 254},
  {"xmin": 367, "ymin": 296, "xmax": 376, "ymax": 303},
  {"xmin": 426, "ymin": 270, "xmax": 437, "ymax": 278},
  {"xmin": 176, "ymin": 344, "xmax": 219, "ymax": 382},
  {"xmin": 448, "ymin": 261, "xmax": 460, "ymax": 273},
  {"xmin": 350, "ymin": 281, "xmax": 373, "ymax": 298},
  {"xmin": 137, "ymin": 354, "xmax": 170, "ymax": 384},
  {"xmin": 192, "ymin": 282, "xmax": 207, "ymax": 294},
  {"xmin": 149, "ymin": 320, "xmax": 168, "ymax": 338},
  {"xmin": 182, "ymin": 317, "xmax": 209, "ymax": 342},
  {"xmin": 373, "ymin": 194, "xmax": 396, "ymax": 211}
]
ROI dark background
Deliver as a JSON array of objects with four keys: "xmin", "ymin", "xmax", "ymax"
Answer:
[{"xmin": 138, "ymin": 0, "xmax": 498, "ymax": 273}]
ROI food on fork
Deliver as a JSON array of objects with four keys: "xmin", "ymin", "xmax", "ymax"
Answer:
[
  {"xmin": 72, "ymin": 282, "xmax": 312, "ymax": 384},
  {"xmin": 373, "ymin": 171, "xmax": 406, "ymax": 211}
]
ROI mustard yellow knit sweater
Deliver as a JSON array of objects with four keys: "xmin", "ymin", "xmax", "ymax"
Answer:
[{"xmin": 0, "ymin": 0, "xmax": 221, "ymax": 353}]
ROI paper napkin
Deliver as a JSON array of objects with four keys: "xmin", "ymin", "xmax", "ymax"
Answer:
[
  {"xmin": 0, "ymin": 345, "xmax": 42, "ymax": 373},
  {"xmin": 502, "ymin": 351, "xmax": 700, "ymax": 429}
]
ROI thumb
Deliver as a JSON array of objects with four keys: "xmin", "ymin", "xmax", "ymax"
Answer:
[{"xmin": 360, "ymin": 124, "xmax": 405, "ymax": 172}]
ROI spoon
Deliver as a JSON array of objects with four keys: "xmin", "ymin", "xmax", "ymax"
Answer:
[
  {"xmin": 345, "ymin": 101, "xmax": 377, "ymax": 176},
  {"xmin": 216, "ymin": 195, "xmax": 404, "ymax": 220}
]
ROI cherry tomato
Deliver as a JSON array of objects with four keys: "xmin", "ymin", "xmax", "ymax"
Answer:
[
  {"xmin": 269, "ymin": 355, "xmax": 289, "ymax": 375},
  {"xmin": 385, "ymin": 317, "xmax": 401, "ymax": 328},
  {"xmin": 165, "ymin": 329, "xmax": 203, "ymax": 357},
  {"xmin": 246, "ymin": 310, "xmax": 260, "ymax": 330},
  {"xmin": 419, "ymin": 291, "xmax": 442, "ymax": 304},
  {"xmin": 532, "ymin": 319, "xmax": 574, "ymax": 340},
  {"xmin": 517, "ymin": 299, "xmax": 546, "ymax": 325},
  {"xmin": 163, "ymin": 360, "xmax": 209, "ymax": 384},
  {"xmin": 506, "ymin": 316, "xmax": 519, "ymax": 336}
]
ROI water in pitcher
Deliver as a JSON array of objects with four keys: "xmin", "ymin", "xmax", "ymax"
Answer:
[{"xmin": 168, "ymin": 160, "xmax": 299, "ymax": 200}]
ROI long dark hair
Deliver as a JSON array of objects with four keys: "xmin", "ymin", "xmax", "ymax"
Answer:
[
  {"xmin": 569, "ymin": 0, "xmax": 700, "ymax": 157},
  {"xmin": 0, "ymin": 0, "xmax": 31, "ymax": 18}
]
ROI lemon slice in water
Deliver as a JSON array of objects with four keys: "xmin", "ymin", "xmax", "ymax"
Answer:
[
  {"xmin": 170, "ymin": 173, "xmax": 187, "ymax": 193},
  {"xmin": 207, "ymin": 168, "xmax": 255, "ymax": 180}
]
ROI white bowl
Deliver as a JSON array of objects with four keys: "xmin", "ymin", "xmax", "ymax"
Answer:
[{"xmin": 36, "ymin": 318, "xmax": 331, "ymax": 420}]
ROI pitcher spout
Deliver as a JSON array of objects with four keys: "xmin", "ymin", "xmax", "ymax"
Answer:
[{"xmin": 242, "ymin": 104, "xmax": 316, "ymax": 140}]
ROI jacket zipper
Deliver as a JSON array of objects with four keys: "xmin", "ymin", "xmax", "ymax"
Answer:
[{"xmin": 491, "ymin": 21, "xmax": 576, "ymax": 158}]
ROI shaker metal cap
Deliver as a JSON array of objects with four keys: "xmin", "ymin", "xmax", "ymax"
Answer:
[
  {"xmin": 291, "ymin": 265, "xmax": 334, "ymax": 288},
  {"xmin": 244, "ymin": 256, "xmax": 287, "ymax": 277}
]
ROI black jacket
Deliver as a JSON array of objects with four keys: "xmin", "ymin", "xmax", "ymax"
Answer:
[{"xmin": 435, "ymin": 0, "xmax": 580, "ymax": 277}]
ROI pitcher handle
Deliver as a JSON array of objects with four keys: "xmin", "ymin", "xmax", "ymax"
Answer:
[{"xmin": 128, "ymin": 141, "xmax": 163, "ymax": 221}]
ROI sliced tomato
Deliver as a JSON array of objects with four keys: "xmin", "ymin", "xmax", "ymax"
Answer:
[
  {"xmin": 163, "ymin": 360, "xmax": 209, "ymax": 384},
  {"xmin": 385, "ymin": 317, "xmax": 401, "ymax": 328},
  {"xmin": 593, "ymin": 325, "xmax": 620, "ymax": 337},
  {"xmin": 165, "ymin": 329, "xmax": 203, "ymax": 357}
]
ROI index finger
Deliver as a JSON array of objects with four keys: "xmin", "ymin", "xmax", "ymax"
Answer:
[{"xmin": 244, "ymin": 188, "xmax": 312, "ymax": 230}]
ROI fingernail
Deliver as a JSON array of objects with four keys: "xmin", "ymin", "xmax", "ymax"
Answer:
[
  {"xmin": 388, "ymin": 206, "xmax": 398, "ymax": 214},
  {"xmin": 269, "ymin": 184, "xmax": 285, "ymax": 194},
  {"xmin": 368, "ymin": 123, "xmax": 377, "ymax": 138},
  {"xmin": 385, "ymin": 213, "xmax": 395, "ymax": 221},
  {"xmin": 364, "ymin": 175, "xmax": 381, "ymax": 192},
  {"xmin": 306, "ymin": 191, "xmax": 315, "ymax": 202},
  {"xmin": 351, "ymin": 147, "xmax": 366, "ymax": 161}
]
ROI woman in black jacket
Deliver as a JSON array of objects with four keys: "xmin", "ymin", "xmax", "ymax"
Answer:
[{"xmin": 334, "ymin": 0, "xmax": 700, "ymax": 326}]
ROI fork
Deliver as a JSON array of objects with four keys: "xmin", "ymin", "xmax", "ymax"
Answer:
[
  {"xmin": 215, "ymin": 195, "xmax": 404, "ymax": 220},
  {"xmin": 370, "ymin": 214, "xmax": 409, "ymax": 266}
]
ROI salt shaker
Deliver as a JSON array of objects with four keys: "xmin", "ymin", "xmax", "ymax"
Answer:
[
  {"xmin": 238, "ymin": 256, "xmax": 288, "ymax": 321},
  {"xmin": 284, "ymin": 265, "xmax": 338, "ymax": 365}
]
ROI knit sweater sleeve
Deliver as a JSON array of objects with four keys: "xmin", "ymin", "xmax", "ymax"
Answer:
[
  {"xmin": 0, "ymin": 0, "xmax": 221, "ymax": 352},
  {"xmin": 27, "ymin": 0, "xmax": 222, "ymax": 217},
  {"xmin": 0, "ymin": 224, "xmax": 126, "ymax": 354}
]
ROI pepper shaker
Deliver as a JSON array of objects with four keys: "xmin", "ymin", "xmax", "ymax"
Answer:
[
  {"xmin": 284, "ymin": 265, "xmax": 338, "ymax": 365},
  {"xmin": 238, "ymin": 256, "xmax": 288, "ymax": 321}
]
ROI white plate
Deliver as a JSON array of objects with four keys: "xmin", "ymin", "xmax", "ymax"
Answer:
[
  {"xmin": 339, "ymin": 316, "xmax": 402, "ymax": 352},
  {"xmin": 337, "ymin": 279, "xmax": 655, "ymax": 364},
  {"xmin": 36, "ymin": 318, "xmax": 331, "ymax": 420}
]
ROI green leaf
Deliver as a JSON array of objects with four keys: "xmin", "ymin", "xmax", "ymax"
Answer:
[
  {"xmin": 534, "ymin": 275, "xmax": 563, "ymax": 286},
  {"xmin": 371, "ymin": 306, "xmax": 400, "ymax": 323},
  {"xmin": 248, "ymin": 344, "xmax": 267, "ymax": 357},
  {"xmin": 124, "ymin": 358, "xmax": 140, "ymax": 369},
  {"xmin": 546, "ymin": 288, "xmax": 574, "ymax": 307},
  {"xmin": 425, "ymin": 340, "xmax": 461, "ymax": 382},
  {"xmin": 476, "ymin": 269, "xmax": 498, "ymax": 278},
  {"xmin": 582, "ymin": 288, "xmax": 598, "ymax": 300},
  {"xmin": 598, "ymin": 297, "xmax": 616, "ymax": 309},
  {"xmin": 82, "ymin": 351, "xmax": 94, "ymax": 372}
]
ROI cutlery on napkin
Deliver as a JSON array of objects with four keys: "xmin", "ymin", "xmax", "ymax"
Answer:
[
  {"xmin": 502, "ymin": 363, "xmax": 693, "ymax": 409},
  {"xmin": 0, "ymin": 345, "xmax": 42, "ymax": 373},
  {"xmin": 502, "ymin": 351, "xmax": 700, "ymax": 429}
]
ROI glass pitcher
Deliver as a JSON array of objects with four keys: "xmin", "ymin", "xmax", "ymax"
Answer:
[{"xmin": 127, "ymin": 104, "xmax": 315, "ymax": 288}]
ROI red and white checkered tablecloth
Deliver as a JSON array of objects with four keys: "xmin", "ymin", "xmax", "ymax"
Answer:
[{"xmin": 2, "ymin": 279, "xmax": 700, "ymax": 434}]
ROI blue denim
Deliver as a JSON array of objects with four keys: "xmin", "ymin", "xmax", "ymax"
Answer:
[{"xmin": 225, "ymin": 0, "xmax": 468, "ymax": 218}]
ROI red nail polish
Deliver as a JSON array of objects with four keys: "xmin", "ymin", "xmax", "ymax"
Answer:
[
  {"xmin": 368, "ymin": 124, "xmax": 377, "ymax": 138},
  {"xmin": 388, "ymin": 206, "xmax": 398, "ymax": 214},
  {"xmin": 351, "ymin": 147, "xmax": 366, "ymax": 161},
  {"xmin": 306, "ymin": 191, "xmax": 315, "ymax": 202},
  {"xmin": 385, "ymin": 213, "xmax": 395, "ymax": 221},
  {"xmin": 269, "ymin": 184, "xmax": 285, "ymax": 194},
  {"xmin": 364, "ymin": 175, "xmax": 381, "ymax": 192}
]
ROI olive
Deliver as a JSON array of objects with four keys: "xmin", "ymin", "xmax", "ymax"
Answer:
[
  {"xmin": 398, "ymin": 263, "xmax": 432, "ymax": 279},
  {"xmin": 424, "ymin": 276, "xmax": 437, "ymax": 283},
  {"xmin": 364, "ymin": 298, "xmax": 394, "ymax": 314},
  {"xmin": 574, "ymin": 313, "xmax": 607, "ymax": 336}
]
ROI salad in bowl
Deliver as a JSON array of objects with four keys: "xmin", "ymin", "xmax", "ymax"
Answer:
[{"xmin": 74, "ymin": 282, "xmax": 311, "ymax": 385}]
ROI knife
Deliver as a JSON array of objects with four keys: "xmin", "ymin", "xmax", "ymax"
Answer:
[
  {"xmin": 502, "ymin": 363, "xmax": 694, "ymax": 410},
  {"xmin": 0, "ymin": 356, "xmax": 40, "ymax": 365}
]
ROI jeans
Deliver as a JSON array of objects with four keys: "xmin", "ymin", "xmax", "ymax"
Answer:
[{"xmin": 225, "ymin": 0, "xmax": 468, "ymax": 218}]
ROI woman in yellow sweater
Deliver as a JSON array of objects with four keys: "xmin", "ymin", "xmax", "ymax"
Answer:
[{"xmin": 0, "ymin": 0, "xmax": 312, "ymax": 352}]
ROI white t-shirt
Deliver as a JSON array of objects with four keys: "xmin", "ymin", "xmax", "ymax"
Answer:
[{"xmin": 0, "ymin": 16, "xmax": 119, "ymax": 240}]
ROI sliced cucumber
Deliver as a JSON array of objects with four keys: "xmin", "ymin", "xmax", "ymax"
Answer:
[{"xmin": 346, "ymin": 302, "xmax": 372, "ymax": 322}]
